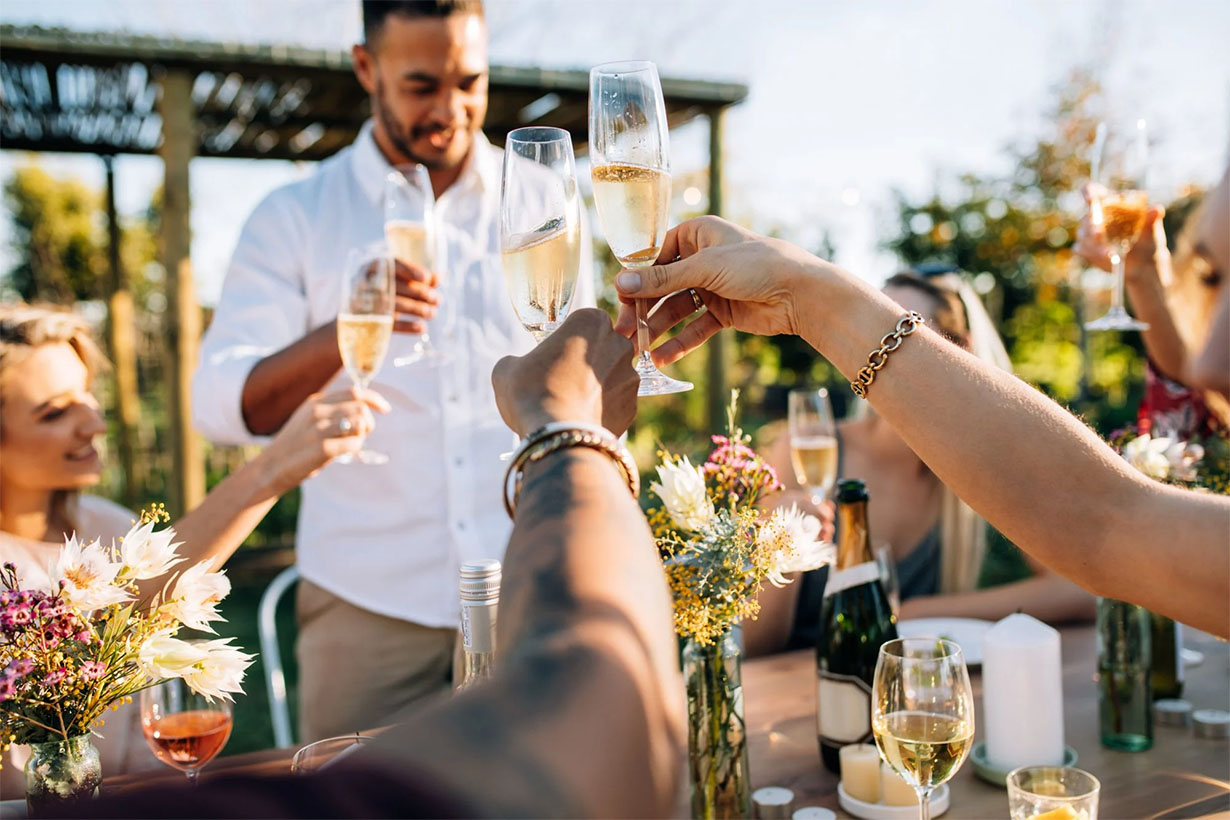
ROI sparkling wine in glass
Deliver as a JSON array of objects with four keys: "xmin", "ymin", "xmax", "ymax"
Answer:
[
  {"xmin": 140, "ymin": 678, "xmax": 234, "ymax": 785},
  {"xmin": 788, "ymin": 388, "xmax": 838, "ymax": 508},
  {"xmin": 872, "ymin": 638, "xmax": 975, "ymax": 820},
  {"xmin": 589, "ymin": 60, "xmax": 692, "ymax": 397},
  {"xmin": 1085, "ymin": 119, "xmax": 1150, "ymax": 332},
  {"xmin": 336, "ymin": 244, "xmax": 394, "ymax": 465},
  {"xmin": 501, "ymin": 126, "xmax": 582, "ymax": 342},
  {"xmin": 385, "ymin": 163, "xmax": 448, "ymax": 365}
]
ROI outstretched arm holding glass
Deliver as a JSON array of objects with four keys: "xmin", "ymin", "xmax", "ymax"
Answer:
[{"xmin": 614, "ymin": 216, "xmax": 1230, "ymax": 637}]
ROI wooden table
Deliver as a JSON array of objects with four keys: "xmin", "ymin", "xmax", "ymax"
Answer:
[
  {"xmin": 744, "ymin": 625, "xmax": 1230, "ymax": 819},
  {"xmin": 107, "ymin": 626, "xmax": 1229, "ymax": 818}
]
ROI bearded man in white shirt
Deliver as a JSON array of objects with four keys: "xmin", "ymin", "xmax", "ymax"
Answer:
[{"xmin": 192, "ymin": 0, "xmax": 593, "ymax": 742}]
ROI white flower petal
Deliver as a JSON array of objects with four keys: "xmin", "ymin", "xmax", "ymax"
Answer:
[
  {"xmin": 164, "ymin": 562, "xmax": 231, "ymax": 632},
  {"xmin": 651, "ymin": 457, "xmax": 714, "ymax": 532},
  {"xmin": 118, "ymin": 521, "xmax": 185, "ymax": 580}
]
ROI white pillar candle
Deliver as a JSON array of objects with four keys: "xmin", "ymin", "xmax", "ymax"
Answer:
[
  {"xmin": 838, "ymin": 744, "xmax": 881, "ymax": 803},
  {"xmin": 981, "ymin": 613, "xmax": 1065, "ymax": 772},
  {"xmin": 880, "ymin": 762, "xmax": 919, "ymax": 806}
]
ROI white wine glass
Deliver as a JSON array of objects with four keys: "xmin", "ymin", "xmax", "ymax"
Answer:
[
  {"xmin": 385, "ymin": 163, "xmax": 448, "ymax": 365},
  {"xmin": 336, "ymin": 244, "xmax": 394, "ymax": 465},
  {"xmin": 788, "ymin": 388, "xmax": 838, "ymax": 508},
  {"xmin": 872, "ymin": 638, "xmax": 975, "ymax": 820},
  {"xmin": 501, "ymin": 126, "xmax": 582, "ymax": 341},
  {"xmin": 1085, "ymin": 119, "xmax": 1150, "ymax": 332},
  {"xmin": 140, "ymin": 678, "xmax": 234, "ymax": 785},
  {"xmin": 589, "ymin": 60, "xmax": 692, "ymax": 397}
]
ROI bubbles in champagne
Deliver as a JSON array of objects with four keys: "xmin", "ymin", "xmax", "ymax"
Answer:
[
  {"xmin": 337, "ymin": 313, "xmax": 393, "ymax": 387},
  {"xmin": 501, "ymin": 218, "xmax": 581, "ymax": 340},
  {"xmin": 591, "ymin": 163, "xmax": 671, "ymax": 266}
]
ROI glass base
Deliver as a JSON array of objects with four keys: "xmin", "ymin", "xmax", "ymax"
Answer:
[
  {"xmin": 335, "ymin": 449, "xmax": 388, "ymax": 465},
  {"xmin": 394, "ymin": 343, "xmax": 450, "ymax": 367},
  {"xmin": 1085, "ymin": 308, "xmax": 1149, "ymax": 331},
  {"xmin": 1101, "ymin": 732, "xmax": 1152, "ymax": 752},
  {"xmin": 636, "ymin": 356, "xmax": 693, "ymax": 397}
]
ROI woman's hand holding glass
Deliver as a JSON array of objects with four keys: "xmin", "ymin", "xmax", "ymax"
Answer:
[{"xmin": 261, "ymin": 387, "xmax": 390, "ymax": 494}]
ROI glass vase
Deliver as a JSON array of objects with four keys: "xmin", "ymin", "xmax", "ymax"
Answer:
[
  {"xmin": 24, "ymin": 734, "xmax": 102, "ymax": 816},
  {"xmin": 1096, "ymin": 597, "xmax": 1153, "ymax": 751},
  {"xmin": 683, "ymin": 629, "xmax": 750, "ymax": 820}
]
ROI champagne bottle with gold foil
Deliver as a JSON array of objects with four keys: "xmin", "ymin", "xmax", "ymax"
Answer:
[{"xmin": 816, "ymin": 479, "xmax": 898, "ymax": 773}]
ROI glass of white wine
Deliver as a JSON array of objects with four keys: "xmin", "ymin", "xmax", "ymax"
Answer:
[
  {"xmin": 1084, "ymin": 119, "xmax": 1150, "ymax": 332},
  {"xmin": 872, "ymin": 638, "xmax": 975, "ymax": 820},
  {"xmin": 589, "ymin": 60, "xmax": 692, "ymax": 397},
  {"xmin": 336, "ymin": 244, "xmax": 394, "ymax": 465},
  {"xmin": 501, "ymin": 126, "xmax": 582, "ymax": 341},
  {"xmin": 788, "ymin": 388, "xmax": 838, "ymax": 508},
  {"xmin": 385, "ymin": 163, "xmax": 448, "ymax": 365}
]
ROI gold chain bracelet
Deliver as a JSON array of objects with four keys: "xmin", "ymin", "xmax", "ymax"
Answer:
[
  {"xmin": 503, "ymin": 422, "xmax": 639, "ymax": 519},
  {"xmin": 851, "ymin": 311, "xmax": 926, "ymax": 398}
]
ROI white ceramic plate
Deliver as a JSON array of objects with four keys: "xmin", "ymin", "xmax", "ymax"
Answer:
[
  {"xmin": 838, "ymin": 782, "xmax": 949, "ymax": 820},
  {"xmin": 896, "ymin": 617, "xmax": 994, "ymax": 666}
]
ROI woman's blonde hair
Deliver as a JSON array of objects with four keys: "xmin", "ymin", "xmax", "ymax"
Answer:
[{"xmin": 0, "ymin": 303, "xmax": 109, "ymax": 530}]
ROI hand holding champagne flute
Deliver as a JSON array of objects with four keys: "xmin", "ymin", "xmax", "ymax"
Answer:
[
  {"xmin": 336, "ymin": 244, "xmax": 394, "ymax": 464},
  {"xmin": 872, "ymin": 638, "xmax": 975, "ymax": 820},
  {"xmin": 1085, "ymin": 119, "xmax": 1151, "ymax": 332},
  {"xmin": 589, "ymin": 60, "xmax": 692, "ymax": 396},
  {"xmin": 385, "ymin": 163, "xmax": 446, "ymax": 365}
]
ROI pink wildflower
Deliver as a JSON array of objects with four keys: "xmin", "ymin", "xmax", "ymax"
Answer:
[
  {"xmin": 79, "ymin": 661, "xmax": 106, "ymax": 680},
  {"xmin": 41, "ymin": 667, "xmax": 68, "ymax": 687}
]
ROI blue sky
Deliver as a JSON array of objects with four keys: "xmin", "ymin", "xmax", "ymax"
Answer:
[{"xmin": 2, "ymin": 0, "xmax": 1228, "ymax": 301}]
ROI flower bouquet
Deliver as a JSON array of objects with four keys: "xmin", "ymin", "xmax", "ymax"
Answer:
[
  {"xmin": 0, "ymin": 508, "xmax": 253, "ymax": 812},
  {"xmin": 649, "ymin": 393, "xmax": 833, "ymax": 820},
  {"xmin": 1111, "ymin": 426, "xmax": 1229, "ymax": 493}
]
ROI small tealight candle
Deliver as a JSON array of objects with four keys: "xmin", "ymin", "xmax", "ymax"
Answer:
[
  {"xmin": 880, "ymin": 762, "xmax": 919, "ymax": 806},
  {"xmin": 838, "ymin": 744, "xmax": 880, "ymax": 803}
]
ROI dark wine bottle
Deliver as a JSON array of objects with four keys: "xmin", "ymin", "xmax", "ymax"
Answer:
[
  {"xmin": 815, "ymin": 478, "xmax": 898, "ymax": 773},
  {"xmin": 1149, "ymin": 611, "xmax": 1184, "ymax": 700}
]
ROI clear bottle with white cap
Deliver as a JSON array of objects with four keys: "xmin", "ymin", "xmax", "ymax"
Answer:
[{"xmin": 457, "ymin": 559, "xmax": 501, "ymax": 691}]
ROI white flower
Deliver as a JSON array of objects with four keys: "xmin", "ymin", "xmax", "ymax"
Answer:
[
  {"xmin": 51, "ymin": 535, "xmax": 131, "ymax": 611},
  {"xmin": 180, "ymin": 638, "xmax": 254, "ymax": 702},
  {"xmin": 651, "ymin": 457, "xmax": 714, "ymax": 532},
  {"xmin": 760, "ymin": 504, "xmax": 835, "ymax": 588},
  {"xmin": 117, "ymin": 520, "xmax": 184, "ymax": 581},
  {"xmin": 138, "ymin": 631, "xmax": 206, "ymax": 679},
  {"xmin": 1164, "ymin": 440, "xmax": 1203, "ymax": 483},
  {"xmin": 1122, "ymin": 434, "xmax": 1173, "ymax": 481},
  {"xmin": 164, "ymin": 562, "xmax": 231, "ymax": 632}
]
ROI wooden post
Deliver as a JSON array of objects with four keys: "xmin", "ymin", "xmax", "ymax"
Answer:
[
  {"xmin": 705, "ymin": 107, "xmax": 728, "ymax": 432},
  {"xmin": 157, "ymin": 70, "xmax": 204, "ymax": 517},
  {"xmin": 102, "ymin": 155, "xmax": 142, "ymax": 509}
]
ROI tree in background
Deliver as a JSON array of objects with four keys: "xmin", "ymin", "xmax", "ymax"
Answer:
[{"xmin": 882, "ymin": 69, "xmax": 1204, "ymax": 433}]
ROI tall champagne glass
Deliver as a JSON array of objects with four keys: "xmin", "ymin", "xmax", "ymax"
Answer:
[
  {"xmin": 589, "ymin": 60, "xmax": 693, "ymax": 396},
  {"xmin": 140, "ymin": 679, "xmax": 233, "ymax": 785},
  {"xmin": 336, "ymin": 244, "xmax": 394, "ymax": 465},
  {"xmin": 788, "ymin": 388, "xmax": 838, "ymax": 508},
  {"xmin": 385, "ymin": 163, "xmax": 448, "ymax": 365},
  {"xmin": 501, "ymin": 126, "xmax": 582, "ymax": 341},
  {"xmin": 872, "ymin": 638, "xmax": 975, "ymax": 820},
  {"xmin": 1085, "ymin": 119, "xmax": 1150, "ymax": 332}
]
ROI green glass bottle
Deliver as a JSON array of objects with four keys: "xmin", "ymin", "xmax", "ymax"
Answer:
[
  {"xmin": 815, "ymin": 479, "xmax": 898, "ymax": 773},
  {"xmin": 1149, "ymin": 611, "xmax": 1184, "ymax": 700}
]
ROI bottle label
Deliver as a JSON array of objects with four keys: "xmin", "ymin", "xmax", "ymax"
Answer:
[
  {"xmin": 823, "ymin": 561, "xmax": 881, "ymax": 597},
  {"xmin": 816, "ymin": 669, "xmax": 872, "ymax": 746},
  {"xmin": 461, "ymin": 602, "xmax": 497, "ymax": 653}
]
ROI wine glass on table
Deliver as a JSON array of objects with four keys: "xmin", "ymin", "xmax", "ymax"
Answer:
[
  {"xmin": 497, "ymin": 126, "xmax": 583, "ymax": 459},
  {"xmin": 336, "ymin": 244, "xmax": 394, "ymax": 465},
  {"xmin": 589, "ymin": 60, "xmax": 692, "ymax": 396},
  {"xmin": 1084, "ymin": 119, "xmax": 1151, "ymax": 331},
  {"xmin": 140, "ymin": 678, "xmax": 234, "ymax": 785},
  {"xmin": 788, "ymin": 388, "xmax": 838, "ymax": 510},
  {"xmin": 872, "ymin": 638, "xmax": 975, "ymax": 820},
  {"xmin": 385, "ymin": 163, "xmax": 447, "ymax": 365}
]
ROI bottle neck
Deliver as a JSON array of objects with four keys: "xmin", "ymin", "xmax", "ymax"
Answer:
[{"xmin": 835, "ymin": 499, "xmax": 874, "ymax": 569}]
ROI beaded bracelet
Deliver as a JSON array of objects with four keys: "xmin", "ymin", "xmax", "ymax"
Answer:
[
  {"xmin": 503, "ymin": 422, "xmax": 640, "ymax": 519},
  {"xmin": 850, "ymin": 311, "xmax": 926, "ymax": 398}
]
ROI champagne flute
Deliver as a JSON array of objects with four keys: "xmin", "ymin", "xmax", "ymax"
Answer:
[
  {"xmin": 336, "ymin": 244, "xmax": 394, "ymax": 465},
  {"xmin": 140, "ymin": 678, "xmax": 234, "ymax": 785},
  {"xmin": 385, "ymin": 163, "xmax": 448, "ymax": 365},
  {"xmin": 589, "ymin": 60, "xmax": 693, "ymax": 396},
  {"xmin": 1085, "ymin": 119, "xmax": 1150, "ymax": 332},
  {"xmin": 788, "ymin": 388, "xmax": 838, "ymax": 508},
  {"xmin": 501, "ymin": 126, "xmax": 582, "ymax": 341},
  {"xmin": 872, "ymin": 638, "xmax": 975, "ymax": 820}
]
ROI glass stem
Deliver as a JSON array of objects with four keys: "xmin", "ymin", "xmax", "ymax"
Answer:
[
  {"xmin": 636, "ymin": 298, "xmax": 653, "ymax": 363},
  {"xmin": 916, "ymin": 787, "xmax": 932, "ymax": 820},
  {"xmin": 186, "ymin": 768, "xmax": 200, "ymax": 787},
  {"xmin": 1110, "ymin": 251, "xmax": 1126, "ymax": 312}
]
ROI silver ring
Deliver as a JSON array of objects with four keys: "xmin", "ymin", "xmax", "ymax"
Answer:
[
  {"xmin": 338, "ymin": 417, "xmax": 354, "ymax": 435},
  {"xmin": 689, "ymin": 288, "xmax": 704, "ymax": 312}
]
